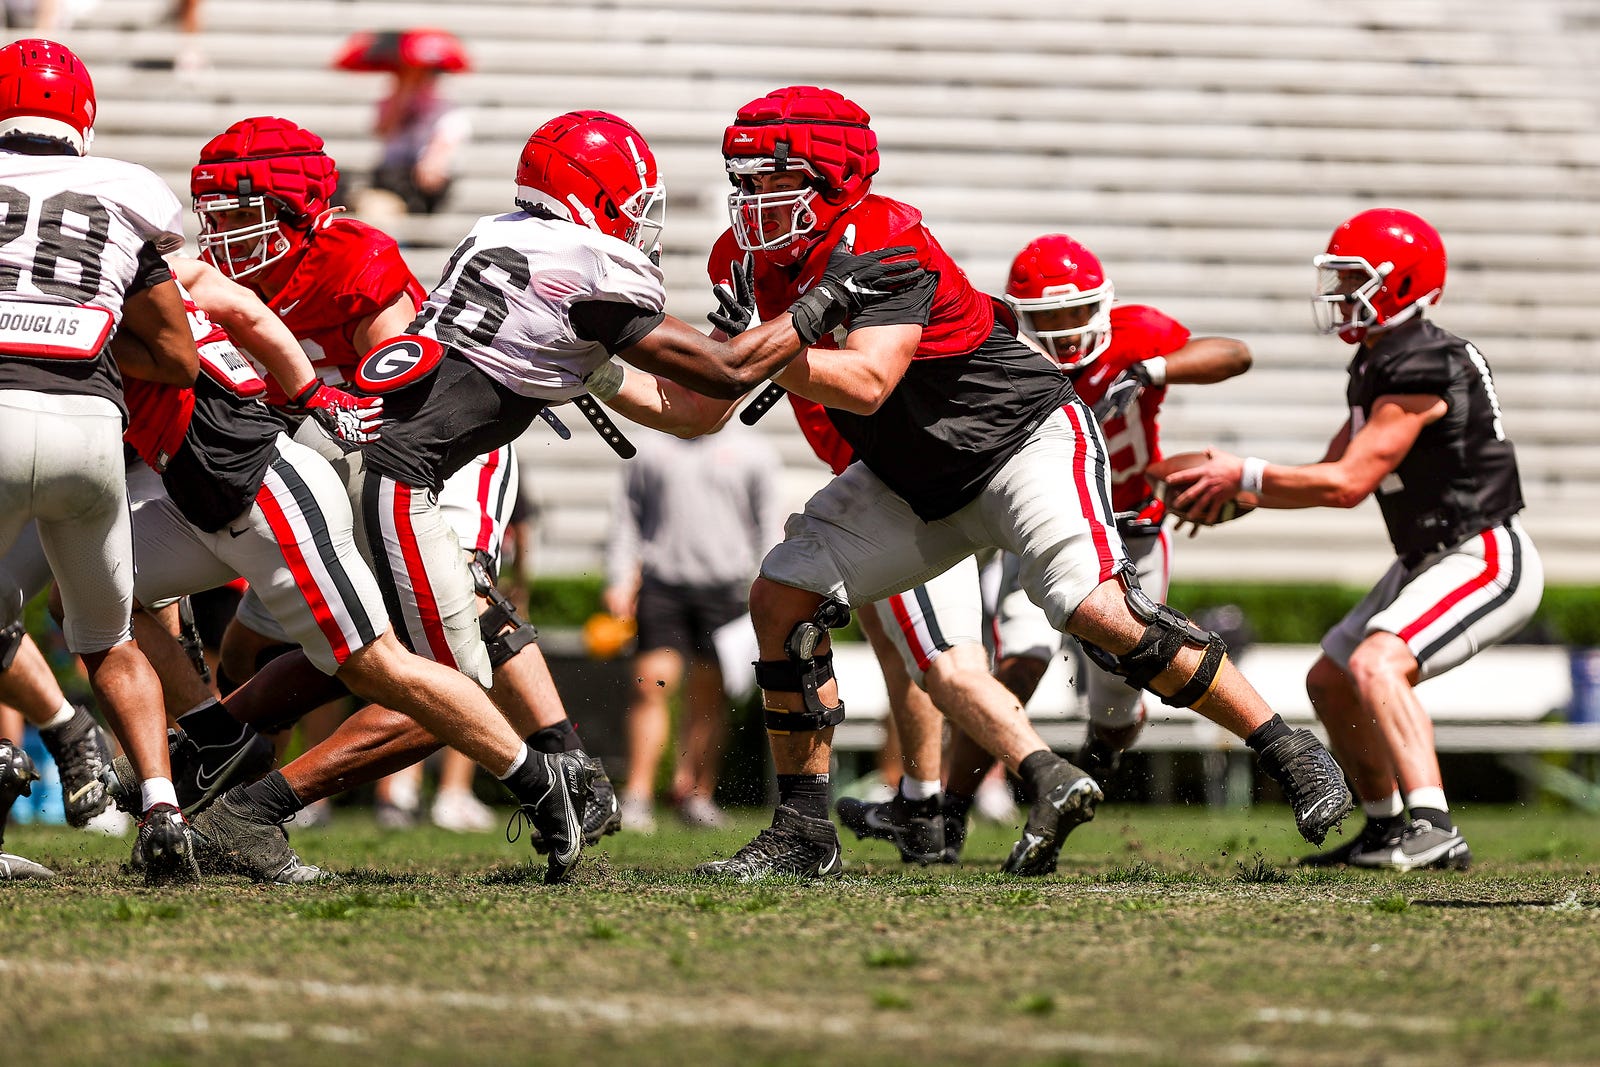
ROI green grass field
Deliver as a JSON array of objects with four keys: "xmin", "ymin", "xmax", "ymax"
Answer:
[{"xmin": 3, "ymin": 804, "xmax": 1597, "ymax": 1066}]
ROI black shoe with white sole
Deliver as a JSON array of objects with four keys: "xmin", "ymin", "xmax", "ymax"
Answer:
[
  {"xmin": 38, "ymin": 705, "xmax": 112, "ymax": 828},
  {"xmin": 694, "ymin": 806, "xmax": 844, "ymax": 882},
  {"xmin": 188, "ymin": 788, "xmax": 332, "ymax": 885},
  {"xmin": 1254, "ymin": 729, "xmax": 1355, "ymax": 845},
  {"xmin": 103, "ymin": 726, "xmax": 276, "ymax": 818},
  {"xmin": 835, "ymin": 792, "xmax": 945, "ymax": 865},
  {"xmin": 1351, "ymin": 819, "xmax": 1472, "ymax": 871},
  {"xmin": 581, "ymin": 756, "xmax": 622, "ymax": 845},
  {"xmin": 133, "ymin": 803, "xmax": 202, "ymax": 885},
  {"xmin": 1, "ymin": 737, "xmax": 52, "ymax": 879},
  {"xmin": 1002, "ymin": 759, "xmax": 1102, "ymax": 877},
  {"xmin": 504, "ymin": 751, "xmax": 593, "ymax": 885}
]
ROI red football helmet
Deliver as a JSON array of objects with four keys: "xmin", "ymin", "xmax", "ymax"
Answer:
[
  {"xmin": 1313, "ymin": 208, "xmax": 1445, "ymax": 343},
  {"xmin": 0, "ymin": 39, "xmax": 96, "ymax": 155},
  {"xmin": 1004, "ymin": 234, "xmax": 1115, "ymax": 370},
  {"xmin": 191, "ymin": 117, "xmax": 340, "ymax": 280},
  {"xmin": 515, "ymin": 111, "xmax": 665, "ymax": 252},
  {"xmin": 723, "ymin": 86, "xmax": 879, "ymax": 263}
]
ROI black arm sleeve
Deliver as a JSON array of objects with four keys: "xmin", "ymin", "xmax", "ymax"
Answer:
[
  {"xmin": 845, "ymin": 269, "xmax": 938, "ymax": 331},
  {"xmin": 570, "ymin": 300, "xmax": 667, "ymax": 355},
  {"xmin": 127, "ymin": 241, "xmax": 174, "ymax": 296}
]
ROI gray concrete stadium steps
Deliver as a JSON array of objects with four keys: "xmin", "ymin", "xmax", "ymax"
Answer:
[{"xmin": 63, "ymin": 0, "xmax": 1600, "ymax": 582}]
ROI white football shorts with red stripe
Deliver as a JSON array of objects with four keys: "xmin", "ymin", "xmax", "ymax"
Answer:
[
  {"xmin": 132, "ymin": 433, "xmax": 387, "ymax": 675},
  {"xmin": 1321, "ymin": 517, "xmax": 1543, "ymax": 682}
]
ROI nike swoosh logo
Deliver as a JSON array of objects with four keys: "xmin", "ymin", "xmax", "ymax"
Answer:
[
  {"xmin": 193, "ymin": 749, "xmax": 241, "ymax": 789},
  {"xmin": 821, "ymin": 847, "xmax": 839, "ymax": 873},
  {"xmin": 227, "ymin": 526, "xmax": 249, "ymax": 538},
  {"xmin": 277, "ymin": 299, "xmax": 301, "ymax": 316}
]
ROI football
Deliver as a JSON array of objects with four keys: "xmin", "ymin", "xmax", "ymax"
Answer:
[{"xmin": 1146, "ymin": 451, "xmax": 1258, "ymax": 525}]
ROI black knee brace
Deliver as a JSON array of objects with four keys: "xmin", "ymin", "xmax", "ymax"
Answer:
[
  {"xmin": 0, "ymin": 621, "xmax": 24, "ymax": 672},
  {"xmin": 753, "ymin": 599, "xmax": 851, "ymax": 733},
  {"xmin": 470, "ymin": 551, "xmax": 538, "ymax": 670},
  {"xmin": 1079, "ymin": 567, "xmax": 1227, "ymax": 709},
  {"xmin": 175, "ymin": 596, "xmax": 212, "ymax": 686}
]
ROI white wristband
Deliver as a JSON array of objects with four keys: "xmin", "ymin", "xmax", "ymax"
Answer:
[
  {"xmin": 585, "ymin": 360, "xmax": 625, "ymax": 401},
  {"xmin": 1141, "ymin": 355, "xmax": 1168, "ymax": 388},
  {"xmin": 1240, "ymin": 456, "xmax": 1268, "ymax": 496}
]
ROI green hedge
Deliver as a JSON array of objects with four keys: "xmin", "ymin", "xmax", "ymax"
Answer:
[{"xmin": 519, "ymin": 576, "xmax": 1600, "ymax": 647}]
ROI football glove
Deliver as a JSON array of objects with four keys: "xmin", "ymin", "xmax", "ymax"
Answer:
[
  {"xmin": 288, "ymin": 380, "xmax": 383, "ymax": 446},
  {"xmin": 709, "ymin": 253, "xmax": 757, "ymax": 338},
  {"xmin": 787, "ymin": 244, "xmax": 925, "ymax": 346}
]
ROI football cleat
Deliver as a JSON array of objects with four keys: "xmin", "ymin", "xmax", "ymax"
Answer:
[
  {"xmin": 693, "ymin": 805, "xmax": 844, "ymax": 882},
  {"xmin": 188, "ymin": 787, "xmax": 333, "ymax": 884},
  {"xmin": 1297, "ymin": 819, "xmax": 1404, "ymax": 868},
  {"xmin": 582, "ymin": 756, "xmax": 622, "ymax": 844},
  {"xmin": 0, "ymin": 850, "xmax": 53, "ymax": 879},
  {"xmin": 430, "ymin": 788, "xmax": 496, "ymax": 833},
  {"xmin": 1350, "ymin": 819, "xmax": 1472, "ymax": 872},
  {"xmin": 38, "ymin": 705, "xmax": 112, "ymax": 827},
  {"xmin": 1254, "ymin": 729, "xmax": 1355, "ymax": 845},
  {"xmin": 1002, "ymin": 758, "xmax": 1102, "ymax": 877},
  {"xmin": 132, "ymin": 803, "xmax": 202, "ymax": 885},
  {"xmin": 103, "ymin": 726, "xmax": 276, "ymax": 818},
  {"xmin": 505, "ymin": 750, "xmax": 593, "ymax": 885},
  {"xmin": 941, "ymin": 795, "xmax": 970, "ymax": 865},
  {"xmin": 836, "ymin": 792, "xmax": 944, "ymax": 865}
]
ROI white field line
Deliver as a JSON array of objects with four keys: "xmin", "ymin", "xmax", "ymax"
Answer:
[
  {"xmin": 0, "ymin": 956, "xmax": 1276, "ymax": 1062},
  {"xmin": 1255, "ymin": 1006, "xmax": 1452, "ymax": 1033}
]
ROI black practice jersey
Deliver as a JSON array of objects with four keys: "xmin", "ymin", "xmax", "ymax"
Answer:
[
  {"xmin": 361, "ymin": 350, "xmax": 548, "ymax": 492},
  {"xmin": 1348, "ymin": 319, "xmax": 1524, "ymax": 561},
  {"xmin": 162, "ymin": 374, "xmax": 282, "ymax": 532}
]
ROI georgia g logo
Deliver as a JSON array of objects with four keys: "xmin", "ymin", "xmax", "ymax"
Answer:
[{"xmin": 354, "ymin": 335, "xmax": 445, "ymax": 394}]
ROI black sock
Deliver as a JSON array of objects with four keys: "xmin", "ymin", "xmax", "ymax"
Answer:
[
  {"xmin": 1367, "ymin": 814, "xmax": 1406, "ymax": 837},
  {"xmin": 177, "ymin": 699, "xmax": 247, "ymax": 749},
  {"xmin": 776, "ymin": 774, "xmax": 829, "ymax": 821},
  {"xmin": 1410, "ymin": 806, "xmax": 1453, "ymax": 832},
  {"xmin": 1244, "ymin": 714, "xmax": 1293, "ymax": 754},
  {"xmin": 1017, "ymin": 749, "xmax": 1060, "ymax": 802},
  {"xmin": 236, "ymin": 770, "xmax": 304, "ymax": 824},
  {"xmin": 527, "ymin": 719, "xmax": 582, "ymax": 754}
]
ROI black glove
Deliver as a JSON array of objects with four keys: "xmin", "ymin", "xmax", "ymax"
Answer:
[
  {"xmin": 1090, "ymin": 361, "xmax": 1160, "ymax": 424},
  {"xmin": 709, "ymin": 252, "xmax": 756, "ymax": 338},
  {"xmin": 787, "ymin": 244, "xmax": 925, "ymax": 346}
]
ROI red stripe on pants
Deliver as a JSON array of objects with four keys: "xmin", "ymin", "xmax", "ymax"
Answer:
[
  {"xmin": 1398, "ymin": 530, "xmax": 1499, "ymax": 642},
  {"xmin": 256, "ymin": 481, "xmax": 351, "ymax": 664},
  {"xmin": 392, "ymin": 481, "xmax": 457, "ymax": 667}
]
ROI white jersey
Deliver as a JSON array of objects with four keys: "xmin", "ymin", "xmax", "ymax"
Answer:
[
  {"xmin": 411, "ymin": 212, "xmax": 665, "ymax": 400},
  {"xmin": 0, "ymin": 151, "xmax": 184, "ymax": 406}
]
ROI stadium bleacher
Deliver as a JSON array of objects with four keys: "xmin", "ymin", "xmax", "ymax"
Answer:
[{"xmin": 57, "ymin": 0, "xmax": 1600, "ymax": 585}]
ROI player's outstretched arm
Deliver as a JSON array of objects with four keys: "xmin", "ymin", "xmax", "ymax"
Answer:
[
  {"xmin": 1167, "ymin": 394, "xmax": 1447, "ymax": 520},
  {"xmin": 587, "ymin": 355, "xmax": 741, "ymax": 438},
  {"xmin": 171, "ymin": 257, "xmax": 318, "ymax": 396},
  {"xmin": 1163, "ymin": 336, "xmax": 1252, "ymax": 386}
]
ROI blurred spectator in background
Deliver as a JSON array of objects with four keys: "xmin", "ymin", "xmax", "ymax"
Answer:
[
  {"xmin": 604, "ymin": 422, "xmax": 784, "ymax": 831},
  {"xmin": 333, "ymin": 28, "xmax": 471, "ymax": 226}
]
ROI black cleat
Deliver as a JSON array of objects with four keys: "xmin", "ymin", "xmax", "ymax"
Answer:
[
  {"xmin": 133, "ymin": 803, "xmax": 202, "ymax": 885},
  {"xmin": 582, "ymin": 757, "xmax": 622, "ymax": 845},
  {"xmin": 1298, "ymin": 819, "xmax": 1404, "ymax": 868},
  {"xmin": 103, "ymin": 727, "xmax": 276, "ymax": 818},
  {"xmin": 188, "ymin": 788, "xmax": 332, "ymax": 884},
  {"xmin": 1255, "ymin": 729, "xmax": 1355, "ymax": 845},
  {"xmin": 172, "ymin": 726, "xmax": 276, "ymax": 814},
  {"xmin": 1002, "ymin": 758, "xmax": 1102, "ymax": 877},
  {"xmin": 694, "ymin": 805, "xmax": 844, "ymax": 882},
  {"xmin": 38, "ymin": 705, "xmax": 112, "ymax": 827},
  {"xmin": 1351, "ymin": 819, "xmax": 1472, "ymax": 872},
  {"xmin": 941, "ymin": 796, "xmax": 970, "ymax": 865},
  {"xmin": 835, "ymin": 793, "xmax": 945, "ymax": 865},
  {"xmin": 1, "ymin": 738, "xmax": 53, "ymax": 879},
  {"xmin": 1073, "ymin": 707, "xmax": 1146, "ymax": 790},
  {"xmin": 505, "ymin": 751, "xmax": 593, "ymax": 884}
]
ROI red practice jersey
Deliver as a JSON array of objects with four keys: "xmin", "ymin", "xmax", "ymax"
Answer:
[{"xmin": 258, "ymin": 217, "xmax": 424, "ymax": 403}]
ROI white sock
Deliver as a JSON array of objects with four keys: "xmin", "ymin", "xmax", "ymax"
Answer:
[
  {"xmin": 41, "ymin": 701, "xmax": 75, "ymax": 730},
  {"xmin": 496, "ymin": 743, "xmax": 530, "ymax": 780},
  {"xmin": 1405, "ymin": 786, "xmax": 1449, "ymax": 813},
  {"xmin": 141, "ymin": 777, "xmax": 179, "ymax": 811},
  {"xmin": 899, "ymin": 777, "xmax": 942, "ymax": 802},
  {"xmin": 1362, "ymin": 791, "xmax": 1403, "ymax": 820}
]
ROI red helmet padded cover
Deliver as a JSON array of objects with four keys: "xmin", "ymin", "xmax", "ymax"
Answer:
[{"xmin": 191, "ymin": 116, "xmax": 339, "ymax": 224}]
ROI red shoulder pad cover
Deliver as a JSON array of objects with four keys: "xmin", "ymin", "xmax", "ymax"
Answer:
[{"xmin": 354, "ymin": 335, "xmax": 444, "ymax": 394}]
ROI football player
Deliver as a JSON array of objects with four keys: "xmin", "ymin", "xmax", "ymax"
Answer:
[
  {"xmin": 1165, "ymin": 209, "xmax": 1543, "ymax": 870},
  {"xmin": 164, "ymin": 108, "xmax": 917, "ymax": 872},
  {"xmin": 174, "ymin": 117, "xmax": 624, "ymax": 846},
  {"xmin": 0, "ymin": 39, "xmax": 202, "ymax": 882},
  {"xmin": 597, "ymin": 86, "xmax": 1352, "ymax": 880}
]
